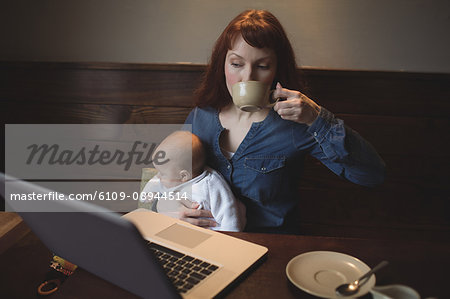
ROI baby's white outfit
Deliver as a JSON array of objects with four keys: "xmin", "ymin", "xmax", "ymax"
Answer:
[{"xmin": 141, "ymin": 167, "xmax": 246, "ymax": 232}]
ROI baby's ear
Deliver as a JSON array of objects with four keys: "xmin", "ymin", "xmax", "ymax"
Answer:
[{"xmin": 179, "ymin": 170, "xmax": 192, "ymax": 182}]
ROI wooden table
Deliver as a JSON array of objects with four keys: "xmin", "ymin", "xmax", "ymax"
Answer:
[{"xmin": 1, "ymin": 228, "xmax": 448, "ymax": 298}]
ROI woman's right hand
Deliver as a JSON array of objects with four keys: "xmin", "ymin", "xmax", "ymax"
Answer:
[
  {"xmin": 179, "ymin": 202, "xmax": 217, "ymax": 228},
  {"xmin": 273, "ymin": 83, "xmax": 320, "ymax": 126}
]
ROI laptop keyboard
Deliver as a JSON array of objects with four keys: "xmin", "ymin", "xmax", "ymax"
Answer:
[{"xmin": 147, "ymin": 242, "xmax": 220, "ymax": 294}]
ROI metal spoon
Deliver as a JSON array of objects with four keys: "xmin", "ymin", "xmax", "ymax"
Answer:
[{"xmin": 335, "ymin": 260, "xmax": 389, "ymax": 297}]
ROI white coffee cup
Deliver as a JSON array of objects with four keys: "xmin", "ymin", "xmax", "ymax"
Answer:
[
  {"xmin": 231, "ymin": 81, "xmax": 279, "ymax": 112},
  {"xmin": 371, "ymin": 284, "xmax": 420, "ymax": 299}
]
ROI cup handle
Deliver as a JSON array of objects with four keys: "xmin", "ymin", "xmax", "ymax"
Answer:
[
  {"xmin": 266, "ymin": 98, "xmax": 280, "ymax": 108},
  {"xmin": 266, "ymin": 90, "xmax": 281, "ymax": 108}
]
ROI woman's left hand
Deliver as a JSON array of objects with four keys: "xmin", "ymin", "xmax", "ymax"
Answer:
[{"xmin": 273, "ymin": 83, "xmax": 320, "ymax": 126}]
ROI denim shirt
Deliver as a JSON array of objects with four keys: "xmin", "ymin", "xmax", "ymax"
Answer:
[{"xmin": 185, "ymin": 106, "xmax": 385, "ymax": 229}]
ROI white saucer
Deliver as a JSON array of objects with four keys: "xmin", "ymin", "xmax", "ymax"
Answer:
[{"xmin": 286, "ymin": 251, "xmax": 375, "ymax": 298}]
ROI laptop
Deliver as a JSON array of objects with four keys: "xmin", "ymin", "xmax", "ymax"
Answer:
[{"xmin": 1, "ymin": 174, "xmax": 268, "ymax": 298}]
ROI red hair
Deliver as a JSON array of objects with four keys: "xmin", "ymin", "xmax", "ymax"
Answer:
[{"xmin": 195, "ymin": 10, "xmax": 305, "ymax": 109}]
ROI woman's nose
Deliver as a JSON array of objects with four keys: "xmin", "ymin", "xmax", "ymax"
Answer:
[{"xmin": 241, "ymin": 66, "xmax": 255, "ymax": 82}]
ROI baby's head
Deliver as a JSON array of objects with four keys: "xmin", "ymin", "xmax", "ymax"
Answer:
[{"xmin": 153, "ymin": 131, "xmax": 205, "ymax": 188}]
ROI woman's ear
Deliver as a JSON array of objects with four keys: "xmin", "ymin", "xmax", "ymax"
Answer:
[{"xmin": 179, "ymin": 170, "xmax": 192, "ymax": 182}]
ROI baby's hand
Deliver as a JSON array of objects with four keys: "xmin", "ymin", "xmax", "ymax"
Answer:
[{"xmin": 178, "ymin": 202, "xmax": 217, "ymax": 228}]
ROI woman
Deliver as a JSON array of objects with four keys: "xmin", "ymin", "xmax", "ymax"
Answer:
[{"xmin": 182, "ymin": 9, "xmax": 385, "ymax": 233}]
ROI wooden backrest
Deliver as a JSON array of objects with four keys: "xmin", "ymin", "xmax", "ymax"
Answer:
[{"xmin": 1, "ymin": 61, "xmax": 449, "ymax": 240}]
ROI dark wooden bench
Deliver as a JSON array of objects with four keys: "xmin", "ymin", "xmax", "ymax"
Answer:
[{"xmin": 1, "ymin": 61, "xmax": 449, "ymax": 241}]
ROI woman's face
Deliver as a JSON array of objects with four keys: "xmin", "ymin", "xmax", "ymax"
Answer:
[{"xmin": 224, "ymin": 35, "xmax": 277, "ymax": 97}]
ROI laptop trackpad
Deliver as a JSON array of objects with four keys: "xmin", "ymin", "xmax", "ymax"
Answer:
[{"xmin": 155, "ymin": 223, "xmax": 212, "ymax": 248}]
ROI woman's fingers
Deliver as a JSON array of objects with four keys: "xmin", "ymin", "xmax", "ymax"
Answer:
[
  {"xmin": 179, "ymin": 206, "xmax": 216, "ymax": 228},
  {"xmin": 183, "ymin": 207, "xmax": 214, "ymax": 218},
  {"xmin": 275, "ymin": 98, "xmax": 306, "ymax": 115},
  {"xmin": 273, "ymin": 82, "xmax": 304, "ymax": 100},
  {"xmin": 273, "ymin": 82, "xmax": 320, "ymax": 125}
]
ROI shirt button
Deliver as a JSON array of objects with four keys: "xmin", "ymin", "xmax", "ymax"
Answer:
[
  {"xmin": 261, "ymin": 167, "xmax": 266, "ymax": 171},
  {"xmin": 227, "ymin": 165, "xmax": 231, "ymax": 169},
  {"xmin": 313, "ymin": 132, "xmax": 318, "ymax": 137}
]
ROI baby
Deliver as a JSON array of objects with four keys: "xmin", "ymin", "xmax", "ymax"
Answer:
[{"xmin": 141, "ymin": 131, "xmax": 246, "ymax": 232}]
